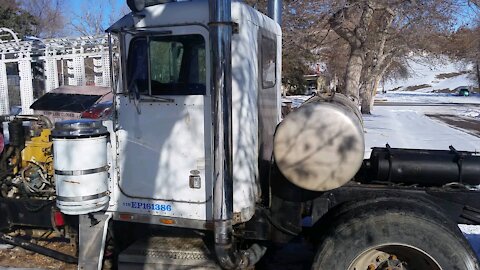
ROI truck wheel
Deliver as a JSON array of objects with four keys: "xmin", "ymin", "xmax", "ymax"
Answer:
[{"xmin": 312, "ymin": 203, "xmax": 479, "ymax": 270}]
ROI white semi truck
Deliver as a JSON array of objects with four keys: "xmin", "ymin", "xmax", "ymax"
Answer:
[{"xmin": 1, "ymin": 0, "xmax": 480, "ymax": 269}]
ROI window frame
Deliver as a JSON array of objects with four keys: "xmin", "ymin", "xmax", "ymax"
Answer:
[
  {"xmin": 260, "ymin": 33, "xmax": 277, "ymax": 89},
  {"xmin": 126, "ymin": 33, "xmax": 207, "ymax": 96}
]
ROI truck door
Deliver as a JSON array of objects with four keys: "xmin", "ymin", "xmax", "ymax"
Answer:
[
  {"xmin": 116, "ymin": 26, "xmax": 211, "ymax": 207},
  {"xmin": 258, "ymin": 31, "xmax": 280, "ymax": 183}
]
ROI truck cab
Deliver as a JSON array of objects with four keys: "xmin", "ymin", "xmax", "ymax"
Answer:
[{"xmin": 107, "ymin": 0, "xmax": 281, "ymax": 225}]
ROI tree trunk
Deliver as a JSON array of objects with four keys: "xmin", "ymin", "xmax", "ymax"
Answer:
[
  {"xmin": 360, "ymin": 79, "xmax": 373, "ymax": 114},
  {"xmin": 360, "ymin": 89, "xmax": 371, "ymax": 114},
  {"xmin": 369, "ymin": 78, "xmax": 380, "ymax": 108},
  {"xmin": 360, "ymin": 75, "xmax": 382, "ymax": 114},
  {"xmin": 343, "ymin": 48, "xmax": 364, "ymax": 103}
]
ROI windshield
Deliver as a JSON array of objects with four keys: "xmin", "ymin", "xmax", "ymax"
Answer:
[{"xmin": 127, "ymin": 34, "xmax": 206, "ymax": 96}]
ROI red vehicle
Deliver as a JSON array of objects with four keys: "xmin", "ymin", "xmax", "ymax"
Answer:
[{"xmin": 30, "ymin": 85, "xmax": 112, "ymax": 122}]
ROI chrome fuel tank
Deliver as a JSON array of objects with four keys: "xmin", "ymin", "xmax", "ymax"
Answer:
[{"xmin": 274, "ymin": 93, "xmax": 364, "ymax": 191}]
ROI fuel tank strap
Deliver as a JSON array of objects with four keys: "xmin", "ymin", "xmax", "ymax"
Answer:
[
  {"xmin": 55, "ymin": 166, "xmax": 108, "ymax": 176},
  {"xmin": 56, "ymin": 191, "xmax": 109, "ymax": 202}
]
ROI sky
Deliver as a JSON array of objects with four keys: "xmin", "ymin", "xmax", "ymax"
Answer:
[
  {"xmin": 32, "ymin": 0, "xmax": 480, "ymax": 37},
  {"xmin": 68, "ymin": 0, "xmax": 127, "ymax": 12},
  {"xmin": 64, "ymin": 0, "xmax": 129, "ymax": 35},
  {"xmin": 455, "ymin": 2, "xmax": 480, "ymax": 28}
]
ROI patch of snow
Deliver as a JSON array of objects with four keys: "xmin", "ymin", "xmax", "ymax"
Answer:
[
  {"xmin": 363, "ymin": 107, "xmax": 480, "ymax": 158},
  {"xmin": 459, "ymin": 225, "xmax": 480, "ymax": 257},
  {"xmin": 283, "ymin": 95, "xmax": 313, "ymax": 108},
  {"xmin": 458, "ymin": 109, "xmax": 480, "ymax": 119},
  {"xmin": 383, "ymin": 57, "xmax": 476, "ymax": 92},
  {"xmin": 434, "ymin": 74, "xmax": 474, "ymax": 91},
  {"xmin": 459, "ymin": 224, "xmax": 480, "ymax": 235},
  {"xmin": 376, "ymin": 91, "xmax": 480, "ymax": 104}
]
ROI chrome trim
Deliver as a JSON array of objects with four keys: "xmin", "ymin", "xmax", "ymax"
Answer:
[
  {"xmin": 117, "ymin": 184, "xmax": 213, "ymax": 204},
  {"xmin": 210, "ymin": 0, "xmax": 233, "ymax": 225},
  {"xmin": 55, "ymin": 166, "xmax": 108, "ymax": 176},
  {"xmin": 268, "ymin": 0, "xmax": 282, "ymax": 25},
  {"xmin": 122, "ymin": 23, "xmax": 209, "ymax": 32},
  {"xmin": 57, "ymin": 192, "xmax": 109, "ymax": 202},
  {"xmin": 108, "ymin": 33, "xmax": 115, "ymax": 93}
]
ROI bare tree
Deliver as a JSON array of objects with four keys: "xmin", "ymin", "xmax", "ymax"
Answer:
[
  {"xmin": 329, "ymin": 0, "xmax": 462, "ymax": 114},
  {"xmin": 19, "ymin": 0, "xmax": 66, "ymax": 38},
  {"xmin": 248, "ymin": 0, "xmax": 476, "ymax": 104},
  {"xmin": 444, "ymin": 15, "xmax": 480, "ymax": 89},
  {"xmin": 329, "ymin": 1, "xmax": 375, "ymax": 103},
  {"xmin": 68, "ymin": 0, "xmax": 129, "ymax": 36}
]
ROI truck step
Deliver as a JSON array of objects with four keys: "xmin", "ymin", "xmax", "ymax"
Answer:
[{"xmin": 118, "ymin": 235, "xmax": 220, "ymax": 270}]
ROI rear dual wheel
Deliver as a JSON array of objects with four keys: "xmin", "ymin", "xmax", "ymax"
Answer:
[{"xmin": 312, "ymin": 202, "xmax": 479, "ymax": 270}]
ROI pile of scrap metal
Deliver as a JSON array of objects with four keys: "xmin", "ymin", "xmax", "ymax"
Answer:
[
  {"xmin": 0, "ymin": 115, "xmax": 54, "ymax": 199},
  {"xmin": 0, "ymin": 114, "xmax": 77, "ymax": 264}
]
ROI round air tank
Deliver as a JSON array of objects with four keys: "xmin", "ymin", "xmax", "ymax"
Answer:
[
  {"xmin": 273, "ymin": 93, "xmax": 365, "ymax": 191},
  {"xmin": 52, "ymin": 120, "xmax": 109, "ymax": 215}
]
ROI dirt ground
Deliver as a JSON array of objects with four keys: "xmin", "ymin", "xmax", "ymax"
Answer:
[
  {"xmin": 426, "ymin": 114, "xmax": 480, "ymax": 137},
  {"xmin": 0, "ymin": 240, "xmax": 77, "ymax": 270}
]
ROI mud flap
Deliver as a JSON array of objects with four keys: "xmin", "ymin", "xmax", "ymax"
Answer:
[{"xmin": 78, "ymin": 212, "xmax": 112, "ymax": 270}]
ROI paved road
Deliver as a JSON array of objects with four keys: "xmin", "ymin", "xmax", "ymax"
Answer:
[
  {"xmin": 427, "ymin": 114, "xmax": 480, "ymax": 137},
  {"xmin": 364, "ymin": 103, "xmax": 480, "ymax": 157},
  {"xmin": 375, "ymin": 101, "xmax": 480, "ymax": 107}
]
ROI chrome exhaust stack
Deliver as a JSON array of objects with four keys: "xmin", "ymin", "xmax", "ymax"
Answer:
[
  {"xmin": 209, "ymin": 0, "xmax": 268, "ymax": 267},
  {"xmin": 209, "ymin": 0, "xmax": 236, "ymax": 269},
  {"xmin": 267, "ymin": 0, "xmax": 282, "ymax": 25},
  {"xmin": 208, "ymin": 0, "xmax": 237, "ymax": 267}
]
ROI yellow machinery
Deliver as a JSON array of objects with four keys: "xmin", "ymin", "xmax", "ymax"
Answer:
[
  {"xmin": 21, "ymin": 129, "xmax": 53, "ymax": 167},
  {"xmin": 20, "ymin": 129, "xmax": 54, "ymax": 190}
]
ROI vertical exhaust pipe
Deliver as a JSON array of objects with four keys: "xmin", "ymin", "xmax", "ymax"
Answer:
[
  {"xmin": 209, "ymin": 0, "xmax": 238, "ymax": 267},
  {"xmin": 210, "ymin": 0, "xmax": 279, "ymax": 268},
  {"xmin": 267, "ymin": 0, "xmax": 282, "ymax": 25}
]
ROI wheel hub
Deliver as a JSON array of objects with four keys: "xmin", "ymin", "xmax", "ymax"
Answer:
[
  {"xmin": 348, "ymin": 244, "xmax": 442, "ymax": 270},
  {"xmin": 367, "ymin": 255, "xmax": 406, "ymax": 270}
]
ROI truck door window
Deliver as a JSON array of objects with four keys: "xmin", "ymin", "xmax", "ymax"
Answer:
[
  {"xmin": 149, "ymin": 35, "xmax": 206, "ymax": 95},
  {"xmin": 127, "ymin": 34, "xmax": 206, "ymax": 96},
  {"xmin": 261, "ymin": 36, "xmax": 276, "ymax": 88},
  {"xmin": 150, "ymin": 41, "xmax": 184, "ymax": 85},
  {"xmin": 127, "ymin": 37, "xmax": 149, "ymax": 94}
]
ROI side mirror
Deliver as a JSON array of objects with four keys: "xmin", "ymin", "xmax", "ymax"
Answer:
[{"xmin": 127, "ymin": 0, "xmax": 145, "ymax": 13}]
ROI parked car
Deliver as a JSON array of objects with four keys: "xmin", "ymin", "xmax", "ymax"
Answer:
[
  {"xmin": 30, "ymin": 85, "xmax": 112, "ymax": 123},
  {"xmin": 459, "ymin": 88, "xmax": 470, "ymax": 96},
  {"xmin": 80, "ymin": 100, "xmax": 113, "ymax": 119}
]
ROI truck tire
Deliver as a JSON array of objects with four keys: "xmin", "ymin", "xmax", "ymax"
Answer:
[{"xmin": 312, "ymin": 202, "xmax": 479, "ymax": 270}]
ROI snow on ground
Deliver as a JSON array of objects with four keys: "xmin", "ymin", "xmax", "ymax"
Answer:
[
  {"xmin": 383, "ymin": 56, "xmax": 476, "ymax": 92},
  {"xmin": 376, "ymin": 91, "xmax": 480, "ymax": 104},
  {"xmin": 282, "ymin": 95, "xmax": 312, "ymax": 108},
  {"xmin": 460, "ymin": 108, "xmax": 480, "ymax": 118},
  {"xmin": 460, "ymin": 224, "xmax": 480, "ymax": 256},
  {"xmin": 366, "ymin": 93, "xmax": 480, "ymax": 255},
  {"xmin": 363, "ymin": 106, "xmax": 480, "ymax": 157}
]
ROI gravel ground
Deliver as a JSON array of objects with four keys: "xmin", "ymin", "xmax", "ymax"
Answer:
[{"xmin": 0, "ymin": 240, "xmax": 76, "ymax": 270}]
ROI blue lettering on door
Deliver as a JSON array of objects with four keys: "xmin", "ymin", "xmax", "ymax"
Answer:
[{"xmin": 123, "ymin": 201, "xmax": 172, "ymax": 212}]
